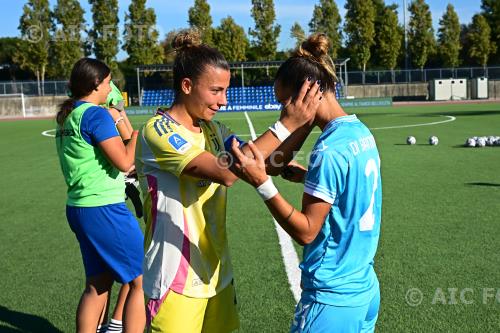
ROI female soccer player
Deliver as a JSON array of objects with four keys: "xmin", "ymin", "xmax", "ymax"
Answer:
[
  {"xmin": 135, "ymin": 30, "xmax": 322, "ymax": 333},
  {"xmin": 97, "ymin": 81, "xmax": 138, "ymax": 333},
  {"xmin": 231, "ymin": 33, "xmax": 382, "ymax": 333},
  {"xmin": 55, "ymin": 58, "xmax": 145, "ymax": 333}
]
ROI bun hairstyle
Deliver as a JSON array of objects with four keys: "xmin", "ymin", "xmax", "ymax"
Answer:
[
  {"xmin": 276, "ymin": 33, "xmax": 338, "ymax": 96},
  {"xmin": 171, "ymin": 29, "xmax": 202, "ymax": 49},
  {"xmin": 171, "ymin": 29, "xmax": 229, "ymax": 100},
  {"xmin": 57, "ymin": 58, "xmax": 111, "ymax": 126}
]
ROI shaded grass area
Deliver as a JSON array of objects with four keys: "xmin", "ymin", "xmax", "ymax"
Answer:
[{"xmin": 0, "ymin": 104, "xmax": 499, "ymax": 332}]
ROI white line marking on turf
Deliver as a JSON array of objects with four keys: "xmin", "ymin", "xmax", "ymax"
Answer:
[
  {"xmin": 370, "ymin": 115, "xmax": 456, "ymax": 130},
  {"xmin": 243, "ymin": 111, "xmax": 302, "ymax": 303},
  {"xmin": 41, "ymin": 129, "xmax": 56, "ymax": 137},
  {"xmin": 238, "ymin": 115, "xmax": 456, "ymax": 137},
  {"xmin": 243, "ymin": 111, "xmax": 257, "ymax": 139}
]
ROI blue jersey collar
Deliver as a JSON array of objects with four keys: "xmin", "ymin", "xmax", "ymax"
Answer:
[{"xmin": 323, "ymin": 114, "xmax": 358, "ymax": 133}]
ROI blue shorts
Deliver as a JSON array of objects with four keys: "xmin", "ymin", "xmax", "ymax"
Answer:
[
  {"xmin": 66, "ymin": 203, "xmax": 144, "ymax": 283},
  {"xmin": 291, "ymin": 287, "xmax": 380, "ymax": 333}
]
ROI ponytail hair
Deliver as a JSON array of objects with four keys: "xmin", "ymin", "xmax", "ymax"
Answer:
[
  {"xmin": 56, "ymin": 58, "xmax": 111, "ymax": 126},
  {"xmin": 57, "ymin": 99, "xmax": 76, "ymax": 126},
  {"xmin": 275, "ymin": 33, "xmax": 338, "ymax": 96}
]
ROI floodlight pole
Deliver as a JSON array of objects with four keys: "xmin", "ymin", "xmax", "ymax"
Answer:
[
  {"xmin": 344, "ymin": 58, "xmax": 350, "ymax": 97},
  {"xmin": 21, "ymin": 93, "xmax": 26, "ymax": 118},
  {"xmin": 403, "ymin": 0, "xmax": 409, "ymax": 78},
  {"xmin": 137, "ymin": 67, "xmax": 142, "ymax": 106},
  {"xmin": 241, "ymin": 64, "xmax": 245, "ymax": 102}
]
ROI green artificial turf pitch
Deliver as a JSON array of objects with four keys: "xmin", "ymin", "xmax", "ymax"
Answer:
[{"xmin": 1, "ymin": 102, "xmax": 499, "ymax": 332}]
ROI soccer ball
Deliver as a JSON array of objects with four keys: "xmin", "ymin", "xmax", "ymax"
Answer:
[
  {"xmin": 465, "ymin": 138, "xmax": 476, "ymax": 147},
  {"xmin": 429, "ymin": 136, "xmax": 439, "ymax": 145},
  {"xmin": 406, "ymin": 136, "xmax": 416, "ymax": 145},
  {"xmin": 477, "ymin": 137, "xmax": 486, "ymax": 147}
]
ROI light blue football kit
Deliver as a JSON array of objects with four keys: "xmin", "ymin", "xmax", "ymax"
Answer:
[{"xmin": 291, "ymin": 114, "xmax": 382, "ymax": 333}]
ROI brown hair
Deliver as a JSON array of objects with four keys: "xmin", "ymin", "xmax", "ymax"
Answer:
[
  {"xmin": 275, "ymin": 33, "xmax": 338, "ymax": 95},
  {"xmin": 56, "ymin": 58, "xmax": 110, "ymax": 126},
  {"xmin": 171, "ymin": 29, "xmax": 229, "ymax": 100}
]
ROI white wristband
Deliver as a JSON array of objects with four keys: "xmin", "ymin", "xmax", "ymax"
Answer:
[
  {"xmin": 269, "ymin": 120, "xmax": 291, "ymax": 142},
  {"xmin": 256, "ymin": 177, "xmax": 278, "ymax": 201},
  {"xmin": 114, "ymin": 116, "xmax": 124, "ymax": 125}
]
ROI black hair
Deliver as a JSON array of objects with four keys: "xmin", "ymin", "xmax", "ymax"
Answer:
[
  {"xmin": 275, "ymin": 33, "xmax": 338, "ymax": 96},
  {"xmin": 56, "ymin": 58, "xmax": 111, "ymax": 126}
]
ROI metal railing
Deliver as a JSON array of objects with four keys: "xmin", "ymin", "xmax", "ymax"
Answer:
[
  {"xmin": 346, "ymin": 66, "xmax": 494, "ymax": 85},
  {"xmin": 1, "ymin": 66, "xmax": 498, "ymax": 97},
  {"xmin": 0, "ymin": 80, "xmax": 68, "ymax": 96}
]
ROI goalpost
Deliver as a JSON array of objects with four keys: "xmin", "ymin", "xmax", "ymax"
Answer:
[{"xmin": 0, "ymin": 93, "xmax": 26, "ymax": 118}]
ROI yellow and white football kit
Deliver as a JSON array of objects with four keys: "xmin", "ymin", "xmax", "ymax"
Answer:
[{"xmin": 136, "ymin": 111, "xmax": 239, "ymax": 332}]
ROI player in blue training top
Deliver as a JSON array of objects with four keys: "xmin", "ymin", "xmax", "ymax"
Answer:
[{"xmin": 231, "ymin": 32, "xmax": 382, "ymax": 333}]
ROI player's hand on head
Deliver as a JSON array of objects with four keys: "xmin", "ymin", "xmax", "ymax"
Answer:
[
  {"xmin": 231, "ymin": 139, "xmax": 268, "ymax": 187},
  {"xmin": 280, "ymin": 78, "xmax": 323, "ymax": 131},
  {"xmin": 280, "ymin": 160, "xmax": 307, "ymax": 183}
]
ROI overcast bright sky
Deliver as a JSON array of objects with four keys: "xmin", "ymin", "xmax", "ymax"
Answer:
[{"xmin": 0, "ymin": 0, "xmax": 482, "ymax": 60}]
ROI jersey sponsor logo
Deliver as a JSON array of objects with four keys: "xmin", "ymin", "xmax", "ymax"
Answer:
[
  {"xmin": 55, "ymin": 129, "xmax": 75, "ymax": 137},
  {"xmin": 168, "ymin": 133, "xmax": 192, "ymax": 154}
]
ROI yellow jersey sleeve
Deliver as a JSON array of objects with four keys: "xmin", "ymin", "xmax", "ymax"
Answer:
[{"xmin": 142, "ymin": 116, "xmax": 205, "ymax": 177}]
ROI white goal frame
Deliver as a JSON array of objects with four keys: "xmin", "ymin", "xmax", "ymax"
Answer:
[{"xmin": 0, "ymin": 93, "xmax": 26, "ymax": 118}]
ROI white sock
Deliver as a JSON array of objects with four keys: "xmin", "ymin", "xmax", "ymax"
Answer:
[{"xmin": 105, "ymin": 319, "xmax": 123, "ymax": 333}]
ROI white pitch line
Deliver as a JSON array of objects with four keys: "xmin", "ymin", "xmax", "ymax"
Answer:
[
  {"xmin": 41, "ymin": 129, "xmax": 56, "ymax": 137},
  {"xmin": 243, "ymin": 111, "xmax": 302, "ymax": 303},
  {"xmin": 41, "ymin": 115, "xmax": 457, "ymax": 139},
  {"xmin": 370, "ymin": 115, "xmax": 456, "ymax": 130},
  {"xmin": 238, "ymin": 114, "xmax": 457, "ymax": 137}
]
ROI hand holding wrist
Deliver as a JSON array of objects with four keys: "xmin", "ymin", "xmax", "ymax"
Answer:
[
  {"xmin": 269, "ymin": 120, "xmax": 292, "ymax": 142},
  {"xmin": 255, "ymin": 177, "xmax": 278, "ymax": 201}
]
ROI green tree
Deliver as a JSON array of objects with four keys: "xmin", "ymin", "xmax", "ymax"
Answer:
[
  {"xmin": 249, "ymin": 0, "xmax": 281, "ymax": 60},
  {"xmin": 408, "ymin": 0, "xmax": 435, "ymax": 69},
  {"xmin": 88, "ymin": 0, "xmax": 119, "ymax": 70},
  {"xmin": 0, "ymin": 38, "xmax": 21, "ymax": 66},
  {"xmin": 437, "ymin": 4, "xmax": 461, "ymax": 68},
  {"xmin": 290, "ymin": 22, "xmax": 305, "ymax": 48},
  {"xmin": 50, "ymin": 0, "xmax": 86, "ymax": 78},
  {"xmin": 212, "ymin": 16, "xmax": 248, "ymax": 62},
  {"xmin": 467, "ymin": 14, "xmax": 496, "ymax": 67},
  {"xmin": 160, "ymin": 29, "xmax": 181, "ymax": 64},
  {"xmin": 188, "ymin": 0, "xmax": 213, "ymax": 45},
  {"xmin": 375, "ymin": 5, "xmax": 402, "ymax": 75},
  {"xmin": 0, "ymin": 38, "xmax": 29, "ymax": 80},
  {"xmin": 344, "ymin": 0, "xmax": 376, "ymax": 74},
  {"xmin": 371, "ymin": 0, "xmax": 402, "ymax": 69},
  {"xmin": 309, "ymin": 0, "xmax": 342, "ymax": 58},
  {"xmin": 123, "ymin": 0, "xmax": 163, "ymax": 66},
  {"xmin": 15, "ymin": 0, "xmax": 51, "ymax": 95},
  {"xmin": 481, "ymin": 0, "xmax": 500, "ymax": 62}
]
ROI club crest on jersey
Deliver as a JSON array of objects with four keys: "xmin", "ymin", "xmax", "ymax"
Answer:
[{"xmin": 168, "ymin": 133, "xmax": 192, "ymax": 154}]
